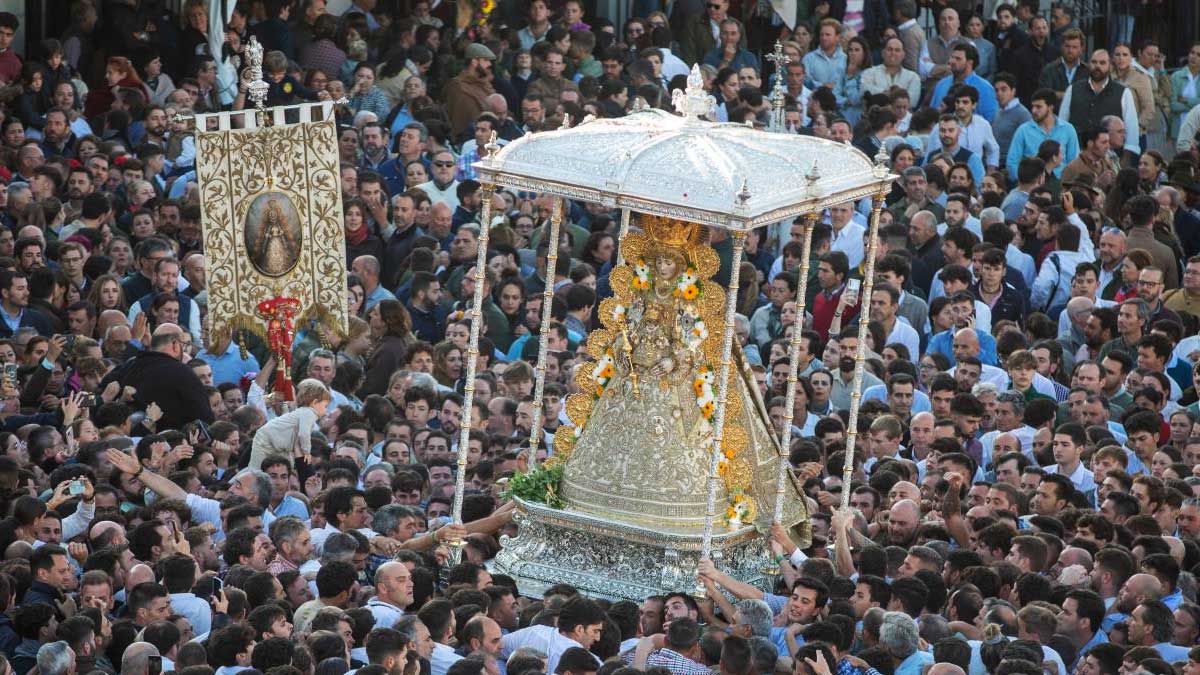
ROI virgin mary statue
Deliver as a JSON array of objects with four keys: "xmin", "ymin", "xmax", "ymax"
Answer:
[{"xmin": 555, "ymin": 216, "xmax": 810, "ymax": 545}]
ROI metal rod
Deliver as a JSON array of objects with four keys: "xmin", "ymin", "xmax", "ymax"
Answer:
[
  {"xmin": 840, "ymin": 188, "xmax": 889, "ymax": 510},
  {"xmin": 616, "ymin": 208, "xmax": 632, "ymax": 266},
  {"xmin": 526, "ymin": 198, "xmax": 564, "ymax": 469},
  {"xmin": 772, "ymin": 213, "xmax": 818, "ymax": 522},
  {"xmin": 700, "ymin": 232, "xmax": 748, "ymax": 561},
  {"xmin": 451, "ymin": 187, "xmax": 496, "ymax": 527}
]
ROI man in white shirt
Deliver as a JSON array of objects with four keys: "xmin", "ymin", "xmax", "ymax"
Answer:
[
  {"xmin": 1042, "ymin": 422, "xmax": 1097, "ymax": 495},
  {"xmin": 871, "ymin": 283, "xmax": 920, "ymax": 358},
  {"xmin": 862, "ymin": 37, "xmax": 922, "ymax": 105},
  {"xmin": 953, "ymin": 85, "xmax": 1000, "ymax": 169},
  {"xmin": 500, "ymin": 596, "xmax": 606, "ymax": 674},
  {"xmin": 828, "ymin": 202, "xmax": 865, "ymax": 269}
]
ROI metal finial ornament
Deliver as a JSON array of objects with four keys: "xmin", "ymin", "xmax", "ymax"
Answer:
[
  {"xmin": 805, "ymin": 160, "xmax": 823, "ymax": 200},
  {"xmin": 672, "ymin": 64, "xmax": 716, "ymax": 122},
  {"xmin": 765, "ymin": 41, "xmax": 790, "ymax": 133},
  {"xmin": 241, "ymin": 36, "xmax": 269, "ymax": 111},
  {"xmin": 484, "ymin": 131, "xmax": 500, "ymax": 160},
  {"xmin": 736, "ymin": 178, "xmax": 751, "ymax": 205},
  {"xmin": 872, "ymin": 146, "xmax": 890, "ymax": 178},
  {"xmin": 559, "ymin": 114, "xmax": 572, "ymax": 130}
]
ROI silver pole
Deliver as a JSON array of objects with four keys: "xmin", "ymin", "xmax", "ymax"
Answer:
[
  {"xmin": 700, "ymin": 232, "xmax": 747, "ymax": 561},
  {"xmin": 451, "ymin": 188, "xmax": 496, "ymax": 528},
  {"xmin": 840, "ymin": 188, "xmax": 889, "ymax": 509},
  {"xmin": 772, "ymin": 212, "xmax": 818, "ymax": 522},
  {"xmin": 616, "ymin": 208, "xmax": 632, "ymax": 266},
  {"xmin": 526, "ymin": 199, "xmax": 564, "ymax": 469}
]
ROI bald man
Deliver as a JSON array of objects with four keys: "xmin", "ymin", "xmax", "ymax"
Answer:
[
  {"xmin": 121, "ymin": 642, "xmax": 160, "ymax": 675},
  {"xmin": 889, "ymin": 481, "xmax": 921, "ymax": 506},
  {"xmin": 351, "ymin": 255, "xmax": 396, "ymax": 312},
  {"xmin": 927, "ymin": 665, "xmax": 965, "ymax": 675},
  {"xmin": 99, "ymin": 322, "xmax": 214, "ymax": 429},
  {"xmin": 367, "ymin": 562, "xmax": 414, "ymax": 629},
  {"xmin": 887, "ymin": 499, "xmax": 921, "ymax": 548},
  {"xmin": 125, "ymin": 563, "xmax": 155, "ymax": 595},
  {"xmin": 1059, "ymin": 295, "xmax": 1096, "ymax": 347},
  {"xmin": 89, "ymin": 520, "xmax": 128, "ymax": 548},
  {"xmin": 1110, "ymin": 573, "xmax": 1162, "ymax": 627}
]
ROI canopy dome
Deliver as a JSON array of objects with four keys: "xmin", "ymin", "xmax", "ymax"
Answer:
[{"xmin": 475, "ymin": 69, "xmax": 892, "ymax": 230}]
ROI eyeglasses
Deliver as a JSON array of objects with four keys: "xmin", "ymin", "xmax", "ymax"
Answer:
[{"xmin": 1136, "ymin": 280, "xmax": 1162, "ymax": 287}]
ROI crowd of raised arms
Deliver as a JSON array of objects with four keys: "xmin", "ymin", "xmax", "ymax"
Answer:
[{"xmin": 0, "ymin": 3, "xmax": 1197, "ymax": 675}]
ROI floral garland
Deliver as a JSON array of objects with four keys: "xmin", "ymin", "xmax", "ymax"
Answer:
[
  {"xmin": 724, "ymin": 489, "xmax": 757, "ymax": 529},
  {"xmin": 674, "ymin": 267, "xmax": 700, "ymax": 301},
  {"xmin": 693, "ymin": 366, "xmax": 716, "ymax": 420},
  {"xmin": 632, "ymin": 259, "xmax": 652, "ymax": 290},
  {"xmin": 590, "ymin": 348, "xmax": 616, "ymax": 396}
]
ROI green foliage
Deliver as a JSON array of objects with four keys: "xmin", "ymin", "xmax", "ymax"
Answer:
[{"xmin": 503, "ymin": 463, "xmax": 565, "ymax": 508}]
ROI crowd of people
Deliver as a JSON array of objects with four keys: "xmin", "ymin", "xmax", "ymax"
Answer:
[{"xmin": 0, "ymin": 3, "xmax": 1197, "ymax": 675}]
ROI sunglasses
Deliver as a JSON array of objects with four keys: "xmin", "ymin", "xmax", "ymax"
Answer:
[
  {"xmin": 433, "ymin": 161, "xmax": 455, "ymax": 167},
  {"xmin": 707, "ymin": 3, "xmax": 722, "ymax": 8}
]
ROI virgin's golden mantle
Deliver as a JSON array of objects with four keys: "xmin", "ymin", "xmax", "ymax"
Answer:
[{"xmin": 553, "ymin": 217, "xmax": 810, "ymax": 544}]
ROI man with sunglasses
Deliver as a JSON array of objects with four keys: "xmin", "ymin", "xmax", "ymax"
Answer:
[
  {"xmin": 413, "ymin": 150, "xmax": 461, "ymax": 212},
  {"xmin": 679, "ymin": 0, "xmax": 727, "ymax": 66}
]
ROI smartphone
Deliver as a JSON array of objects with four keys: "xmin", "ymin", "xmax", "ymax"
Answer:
[
  {"xmin": 69, "ymin": 479, "xmax": 84, "ymax": 496},
  {"xmin": 844, "ymin": 278, "xmax": 861, "ymax": 306},
  {"xmin": 78, "ymin": 393, "xmax": 96, "ymax": 408},
  {"xmin": 148, "ymin": 655, "xmax": 162, "ymax": 675},
  {"xmin": 3, "ymin": 363, "xmax": 16, "ymax": 383},
  {"xmin": 187, "ymin": 420, "xmax": 213, "ymax": 445},
  {"xmin": 63, "ymin": 334, "xmax": 76, "ymax": 351}
]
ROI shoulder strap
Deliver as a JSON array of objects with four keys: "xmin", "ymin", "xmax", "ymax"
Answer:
[{"xmin": 1041, "ymin": 253, "xmax": 1063, "ymax": 314}]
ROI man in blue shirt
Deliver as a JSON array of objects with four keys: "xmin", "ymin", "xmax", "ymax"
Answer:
[
  {"xmin": 801, "ymin": 18, "xmax": 846, "ymax": 90},
  {"xmin": 1006, "ymin": 88, "xmax": 1080, "ymax": 182},
  {"xmin": 197, "ymin": 332, "xmax": 260, "ymax": 386},
  {"xmin": 929, "ymin": 42, "xmax": 998, "ymax": 121}
]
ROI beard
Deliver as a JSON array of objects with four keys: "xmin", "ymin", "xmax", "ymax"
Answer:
[{"xmin": 839, "ymin": 356, "xmax": 855, "ymax": 372}]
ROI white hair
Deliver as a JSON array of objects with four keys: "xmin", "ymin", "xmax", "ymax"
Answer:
[{"xmin": 37, "ymin": 641, "xmax": 73, "ymax": 675}]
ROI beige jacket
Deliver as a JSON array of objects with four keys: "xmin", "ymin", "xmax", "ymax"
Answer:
[{"xmin": 1116, "ymin": 66, "xmax": 1158, "ymax": 133}]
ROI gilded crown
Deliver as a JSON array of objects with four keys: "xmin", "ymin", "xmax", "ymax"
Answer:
[{"xmin": 642, "ymin": 215, "xmax": 705, "ymax": 248}]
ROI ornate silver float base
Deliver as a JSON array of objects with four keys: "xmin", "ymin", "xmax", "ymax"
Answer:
[{"xmin": 491, "ymin": 497, "xmax": 775, "ymax": 601}]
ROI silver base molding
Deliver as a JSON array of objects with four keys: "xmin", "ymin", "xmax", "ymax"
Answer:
[{"xmin": 491, "ymin": 497, "xmax": 776, "ymax": 601}]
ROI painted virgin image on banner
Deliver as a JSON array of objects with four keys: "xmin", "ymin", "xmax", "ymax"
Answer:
[{"xmin": 245, "ymin": 192, "xmax": 303, "ymax": 277}]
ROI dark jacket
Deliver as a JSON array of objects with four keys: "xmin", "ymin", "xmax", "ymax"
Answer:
[
  {"xmin": 250, "ymin": 17, "xmax": 294, "ymax": 60},
  {"xmin": 678, "ymin": 14, "xmax": 718, "ymax": 65},
  {"xmin": 0, "ymin": 307, "xmax": 53, "ymax": 338},
  {"xmin": 360, "ymin": 335, "xmax": 410, "ymax": 397},
  {"xmin": 972, "ymin": 281, "xmax": 1028, "ymax": 325},
  {"xmin": 21, "ymin": 579, "xmax": 62, "ymax": 608},
  {"xmin": 0, "ymin": 612, "xmax": 18, "ymax": 657},
  {"xmin": 100, "ymin": 350, "xmax": 214, "ymax": 429},
  {"xmin": 1011, "ymin": 38, "xmax": 1061, "ymax": 104}
]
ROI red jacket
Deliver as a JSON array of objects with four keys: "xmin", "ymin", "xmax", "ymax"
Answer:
[{"xmin": 811, "ymin": 286, "xmax": 860, "ymax": 341}]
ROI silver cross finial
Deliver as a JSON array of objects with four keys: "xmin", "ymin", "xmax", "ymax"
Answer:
[{"xmin": 766, "ymin": 41, "xmax": 790, "ymax": 71}]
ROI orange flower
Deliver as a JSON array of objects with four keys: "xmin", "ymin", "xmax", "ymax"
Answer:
[{"xmin": 681, "ymin": 285, "xmax": 699, "ymax": 300}]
